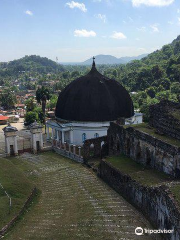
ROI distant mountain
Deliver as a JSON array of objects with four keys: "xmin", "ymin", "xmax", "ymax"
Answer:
[
  {"xmin": 82, "ymin": 54, "xmax": 148, "ymax": 65},
  {"xmin": 0, "ymin": 55, "xmax": 64, "ymax": 75},
  {"xmin": 61, "ymin": 54, "xmax": 148, "ymax": 65}
]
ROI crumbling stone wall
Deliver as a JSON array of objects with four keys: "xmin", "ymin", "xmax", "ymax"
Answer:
[
  {"xmin": 83, "ymin": 136, "xmax": 108, "ymax": 162},
  {"xmin": 99, "ymin": 160, "xmax": 180, "ymax": 240},
  {"xmin": 108, "ymin": 122, "xmax": 180, "ymax": 178},
  {"xmin": 149, "ymin": 100, "xmax": 180, "ymax": 140}
]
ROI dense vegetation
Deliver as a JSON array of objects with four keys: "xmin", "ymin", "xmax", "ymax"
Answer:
[
  {"xmin": 1, "ymin": 36, "xmax": 180, "ymax": 121},
  {"xmin": 0, "ymin": 55, "xmax": 64, "ymax": 77}
]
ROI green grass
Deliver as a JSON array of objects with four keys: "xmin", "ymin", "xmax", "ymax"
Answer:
[
  {"xmin": 171, "ymin": 110, "xmax": 180, "ymax": 122},
  {"xmin": 0, "ymin": 157, "xmax": 34, "ymax": 229},
  {"xmin": 170, "ymin": 185, "xmax": 180, "ymax": 207},
  {"xmin": 106, "ymin": 155, "xmax": 171, "ymax": 186},
  {"xmin": 130, "ymin": 123, "xmax": 180, "ymax": 147}
]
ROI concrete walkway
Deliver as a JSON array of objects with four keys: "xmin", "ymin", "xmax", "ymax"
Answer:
[{"xmin": 6, "ymin": 152, "xmax": 159, "ymax": 240}]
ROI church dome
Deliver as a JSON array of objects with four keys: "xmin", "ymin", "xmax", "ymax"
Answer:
[{"xmin": 55, "ymin": 60, "xmax": 134, "ymax": 122}]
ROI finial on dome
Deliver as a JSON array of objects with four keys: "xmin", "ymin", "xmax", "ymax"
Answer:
[{"xmin": 92, "ymin": 56, "xmax": 96, "ymax": 68}]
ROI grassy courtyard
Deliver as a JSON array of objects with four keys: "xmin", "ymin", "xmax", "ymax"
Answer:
[
  {"xmin": 106, "ymin": 155, "xmax": 171, "ymax": 186},
  {"xmin": 1, "ymin": 151, "xmax": 154, "ymax": 240},
  {"xmin": 0, "ymin": 157, "xmax": 34, "ymax": 229}
]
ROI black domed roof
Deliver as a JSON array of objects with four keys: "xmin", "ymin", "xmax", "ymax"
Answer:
[{"xmin": 55, "ymin": 62, "xmax": 134, "ymax": 122}]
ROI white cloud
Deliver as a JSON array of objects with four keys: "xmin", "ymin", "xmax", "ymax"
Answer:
[
  {"xmin": 25, "ymin": 10, "xmax": 33, "ymax": 16},
  {"xmin": 132, "ymin": 0, "xmax": 174, "ymax": 7},
  {"xmin": 95, "ymin": 14, "xmax": 106, "ymax": 23},
  {"xmin": 178, "ymin": 9, "xmax": 180, "ymax": 13},
  {"xmin": 178, "ymin": 18, "xmax": 180, "ymax": 25},
  {"xmin": 150, "ymin": 24, "xmax": 159, "ymax": 32},
  {"xmin": 66, "ymin": 1, "xmax": 87, "ymax": 12},
  {"xmin": 74, "ymin": 29, "xmax": 96, "ymax": 37},
  {"xmin": 137, "ymin": 26, "xmax": 146, "ymax": 32},
  {"xmin": 168, "ymin": 21, "xmax": 173, "ymax": 25},
  {"xmin": 138, "ymin": 47, "xmax": 146, "ymax": 52},
  {"xmin": 111, "ymin": 31, "xmax": 127, "ymax": 39},
  {"xmin": 128, "ymin": 17, "xmax": 134, "ymax": 22}
]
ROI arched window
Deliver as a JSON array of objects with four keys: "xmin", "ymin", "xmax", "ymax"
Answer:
[
  {"xmin": 94, "ymin": 133, "xmax": 99, "ymax": 138},
  {"xmin": 82, "ymin": 133, "xmax": 86, "ymax": 143}
]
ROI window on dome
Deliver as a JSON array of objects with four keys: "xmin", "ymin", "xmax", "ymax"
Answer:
[
  {"xmin": 94, "ymin": 133, "xmax": 99, "ymax": 138},
  {"xmin": 82, "ymin": 133, "xmax": 86, "ymax": 143}
]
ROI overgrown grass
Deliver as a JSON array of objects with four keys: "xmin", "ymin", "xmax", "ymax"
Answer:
[
  {"xmin": 170, "ymin": 185, "xmax": 180, "ymax": 207},
  {"xmin": 0, "ymin": 157, "xmax": 34, "ymax": 229},
  {"xmin": 171, "ymin": 110, "xmax": 180, "ymax": 122},
  {"xmin": 130, "ymin": 123, "xmax": 180, "ymax": 147},
  {"xmin": 106, "ymin": 155, "xmax": 171, "ymax": 186}
]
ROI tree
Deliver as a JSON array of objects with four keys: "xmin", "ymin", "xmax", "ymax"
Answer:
[
  {"xmin": 171, "ymin": 82, "xmax": 180, "ymax": 94},
  {"xmin": 25, "ymin": 97, "xmax": 35, "ymax": 112},
  {"xmin": 36, "ymin": 86, "xmax": 50, "ymax": 124},
  {"xmin": 25, "ymin": 111, "xmax": 39, "ymax": 125},
  {"xmin": 0, "ymin": 90, "xmax": 16, "ymax": 110},
  {"xmin": 146, "ymin": 87, "xmax": 156, "ymax": 98}
]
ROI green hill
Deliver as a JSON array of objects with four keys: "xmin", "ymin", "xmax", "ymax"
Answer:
[
  {"xmin": 0, "ymin": 55, "xmax": 64, "ymax": 76},
  {"xmin": 118, "ymin": 35, "xmax": 180, "ymax": 92}
]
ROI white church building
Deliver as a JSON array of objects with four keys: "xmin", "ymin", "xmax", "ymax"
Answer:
[{"xmin": 46, "ymin": 59, "xmax": 142, "ymax": 146}]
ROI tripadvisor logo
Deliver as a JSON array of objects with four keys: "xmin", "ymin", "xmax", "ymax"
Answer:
[
  {"xmin": 135, "ymin": 227, "xmax": 174, "ymax": 235},
  {"xmin": 135, "ymin": 227, "xmax": 143, "ymax": 235}
]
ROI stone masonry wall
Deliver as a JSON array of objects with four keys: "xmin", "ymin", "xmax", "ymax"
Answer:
[
  {"xmin": 149, "ymin": 100, "xmax": 180, "ymax": 140},
  {"xmin": 108, "ymin": 122, "xmax": 180, "ymax": 178},
  {"xmin": 83, "ymin": 136, "xmax": 108, "ymax": 162},
  {"xmin": 99, "ymin": 160, "xmax": 180, "ymax": 240}
]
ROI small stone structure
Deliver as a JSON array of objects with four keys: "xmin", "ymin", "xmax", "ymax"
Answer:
[
  {"xmin": 3, "ymin": 124, "xmax": 18, "ymax": 156},
  {"xmin": 108, "ymin": 122, "xmax": 180, "ymax": 178},
  {"xmin": 3, "ymin": 122, "xmax": 44, "ymax": 156},
  {"xmin": 29, "ymin": 121, "xmax": 43, "ymax": 154}
]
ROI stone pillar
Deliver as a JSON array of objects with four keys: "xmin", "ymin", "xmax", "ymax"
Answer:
[
  {"xmin": 14, "ymin": 136, "xmax": 18, "ymax": 155},
  {"xmin": 73, "ymin": 145, "xmax": 76, "ymax": 154},
  {"xmin": 5, "ymin": 138, "xmax": 10, "ymax": 156},
  {"xmin": 57, "ymin": 130, "xmax": 59, "ymax": 142},
  {"xmin": 69, "ymin": 144, "xmax": 71, "ymax": 152},
  {"xmin": 47, "ymin": 127, "xmax": 50, "ymax": 140},
  {"xmin": 32, "ymin": 134, "xmax": 36, "ymax": 153},
  {"xmin": 51, "ymin": 128, "xmax": 54, "ymax": 139},
  {"xmin": 62, "ymin": 131, "xmax": 65, "ymax": 144},
  {"xmin": 40, "ymin": 133, "xmax": 43, "ymax": 149},
  {"xmin": 78, "ymin": 146, "xmax": 81, "ymax": 157},
  {"xmin": 3, "ymin": 124, "xmax": 18, "ymax": 157},
  {"xmin": 70, "ymin": 130, "xmax": 73, "ymax": 144},
  {"xmin": 30, "ymin": 121, "xmax": 43, "ymax": 154},
  {"xmin": 64, "ymin": 142, "xmax": 66, "ymax": 150}
]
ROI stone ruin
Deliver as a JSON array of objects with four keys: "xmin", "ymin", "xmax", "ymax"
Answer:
[
  {"xmin": 149, "ymin": 100, "xmax": 180, "ymax": 140},
  {"xmin": 108, "ymin": 100, "xmax": 180, "ymax": 178}
]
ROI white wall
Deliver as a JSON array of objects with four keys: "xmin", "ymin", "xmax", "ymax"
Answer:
[{"xmin": 73, "ymin": 126, "xmax": 108, "ymax": 145}]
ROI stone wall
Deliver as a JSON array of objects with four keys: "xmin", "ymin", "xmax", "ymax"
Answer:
[
  {"xmin": 83, "ymin": 136, "xmax": 108, "ymax": 162},
  {"xmin": 17, "ymin": 138, "xmax": 31, "ymax": 154},
  {"xmin": 108, "ymin": 122, "xmax": 180, "ymax": 178},
  {"xmin": 99, "ymin": 160, "xmax": 180, "ymax": 240},
  {"xmin": 149, "ymin": 100, "xmax": 180, "ymax": 140}
]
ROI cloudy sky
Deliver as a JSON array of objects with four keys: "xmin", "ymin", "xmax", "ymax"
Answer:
[{"xmin": 0, "ymin": 0, "xmax": 180, "ymax": 62}]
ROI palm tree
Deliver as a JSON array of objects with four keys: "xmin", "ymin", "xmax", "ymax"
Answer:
[{"xmin": 36, "ymin": 86, "xmax": 50, "ymax": 125}]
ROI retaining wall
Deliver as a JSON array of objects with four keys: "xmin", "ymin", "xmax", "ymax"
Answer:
[{"xmin": 99, "ymin": 160, "xmax": 180, "ymax": 240}]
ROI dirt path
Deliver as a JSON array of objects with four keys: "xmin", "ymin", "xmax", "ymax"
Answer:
[{"xmin": 5, "ymin": 152, "xmax": 158, "ymax": 240}]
